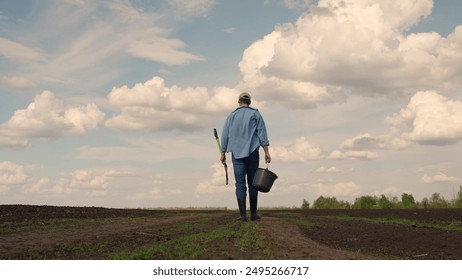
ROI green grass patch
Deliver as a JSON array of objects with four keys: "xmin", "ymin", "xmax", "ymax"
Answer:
[
  {"xmin": 267, "ymin": 211, "xmax": 318, "ymax": 228},
  {"xmin": 110, "ymin": 219, "xmax": 271, "ymax": 260},
  {"xmin": 266, "ymin": 211, "xmax": 300, "ymax": 219},
  {"xmin": 162, "ymin": 214, "xmax": 220, "ymax": 235},
  {"xmin": 234, "ymin": 221, "xmax": 271, "ymax": 259},
  {"xmin": 23, "ymin": 215, "xmax": 221, "ymax": 260}
]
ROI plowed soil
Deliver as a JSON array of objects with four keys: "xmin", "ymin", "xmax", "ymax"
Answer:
[{"xmin": 1, "ymin": 205, "xmax": 461, "ymax": 260}]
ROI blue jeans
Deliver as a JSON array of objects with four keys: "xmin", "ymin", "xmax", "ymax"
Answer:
[{"xmin": 232, "ymin": 148, "xmax": 259, "ymax": 200}]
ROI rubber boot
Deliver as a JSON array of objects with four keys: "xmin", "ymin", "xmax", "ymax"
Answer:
[
  {"xmin": 237, "ymin": 198, "xmax": 247, "ymax": 222},
  {"xmin": 250, "ymin": 196, "xmax": 261, "ymax": 221}
]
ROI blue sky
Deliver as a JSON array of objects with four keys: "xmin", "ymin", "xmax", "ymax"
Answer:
[{"xmin": 1, "ymin": 0, "xmax": 462, "ymax": 209}]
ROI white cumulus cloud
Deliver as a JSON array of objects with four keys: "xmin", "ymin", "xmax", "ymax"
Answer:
[
  {"xmin": 23, "ymin": 169, "xmax": 124, "ymax": 197},
  {"xmin": 314, "ymin": 166, "xmax": 343, "ymax": 173},
  {"xmin": 329, "ymin": 149, "xmax": 378, "ymax": 160},
  {"xmin": 312, "ymin": 180, "xmax": 361, "ymax": 197},
  {"xmin": 420, "ymin": 172, "xmax": 460, "ymax": 183},
  {"xmin": 0, "ymin": 91, "xmax": 105, "ymax": 148},
  {"xmin": 195, "ymin": 163, "xmax": 234, "ymax": 194},
  {"xmin": 0, "ymin": 161, "xmax": 28, "ymax": 187},
  {"xmin": 106, "ymin": 76, "xmax": 238, "ymax": 132},
  {"xmin": 238, "ymin": 0, "xmax": 462, "ymax": 108},
  {"xmin": 272, "ymin": 137, "xmax": 322, "ymax": 163},
  {"xmin": 386, "ymin": 91, "xmax": 462, "ymax": 145}
]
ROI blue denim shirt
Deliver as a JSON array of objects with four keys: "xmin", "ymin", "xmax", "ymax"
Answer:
[{"xmin": 221, "ymin": 106, "xmax": 269, "ymax": 159}]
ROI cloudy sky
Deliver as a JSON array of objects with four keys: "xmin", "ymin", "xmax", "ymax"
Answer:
[{"xmin": 1, "ymin": 0, "xmax": 462, "ymax": 209}]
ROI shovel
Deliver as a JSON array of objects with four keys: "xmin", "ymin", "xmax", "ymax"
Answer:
[{"xmin": 213, "ymin": 128, "xmax": 229, "ymax": 185}]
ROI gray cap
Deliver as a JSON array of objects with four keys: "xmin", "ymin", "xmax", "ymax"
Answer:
[{"xmin": 239, "ymin": 92, "xmax": 251, "ymax": 99}]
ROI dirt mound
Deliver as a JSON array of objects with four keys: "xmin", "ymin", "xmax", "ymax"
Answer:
[
  {"xmin": 265, "ymin": 208, "xmax": 462, "ymax": 259},
  {"xmin": 260, "ymin": 217, "xmax": 375, "ymax": 259}
]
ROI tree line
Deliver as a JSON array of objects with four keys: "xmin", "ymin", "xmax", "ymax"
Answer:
[{"xmin": 301, "ymin": 186, "xmax": 462, "ymax": 209}]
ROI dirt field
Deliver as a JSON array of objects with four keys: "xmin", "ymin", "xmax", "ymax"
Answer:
[{"xmin": 1, "ymin": 205, "xmax": 461, "ymax": 260}]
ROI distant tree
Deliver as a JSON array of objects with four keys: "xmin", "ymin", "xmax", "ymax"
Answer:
[
  {"xmin": 401, "ymin": 193, "xmax": 417, "ymax": 208},
  {"xmin": 377, "ymin": 195, "xmax": 394, "ymax": 209},
  {"xmin": 390, "ymin": 196, "xmax": 400, "ymax": 207},
  {"xmin": 312, "ymin": 196, "xmax": 350, "ymax": 209},
  {"xmin": 420, "ymin": 197, "xmax": 429, "ymax": 208},
  {"xmin": 339, "ymin": 200, "xmax": 351, "ymax": 209},
  {"xmin": 301, "ymin": 199, "xmax": 310, "ymax": 209},
  {"xmin": 452, "ymin": 186, "xmax": 462, "ymax": 208},
  {"xmin": 429, "ymin": 193, "xmax": 449, "ymax": 208},
  {"xmin": 312, "ymin": 196, "xmax": 332, "ymax": 209},
  {"xmin": 352, "ymin": 196, "xmax": 377, "ymax": 209}
]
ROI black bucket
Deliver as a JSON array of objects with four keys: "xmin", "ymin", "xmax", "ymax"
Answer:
[{"xmin": 252, "ymin": 165, "xmax": 278, "ymax": 193}]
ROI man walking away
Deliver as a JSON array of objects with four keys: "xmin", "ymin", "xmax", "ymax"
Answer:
[{"xmin": 220, "ymin": 92, "xmax": 271, "ymax": 221}]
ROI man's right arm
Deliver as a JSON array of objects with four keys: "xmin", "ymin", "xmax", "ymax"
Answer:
[
  {"xmin": 220, "ymin": 118, "xmax": 230, "ymax": 164},
  {"xmin": 263, "ymin": 145, "xmax": 271, "ymax": 163}
]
